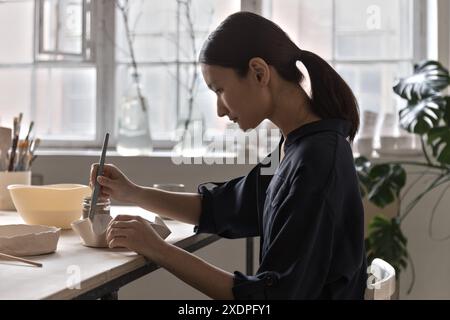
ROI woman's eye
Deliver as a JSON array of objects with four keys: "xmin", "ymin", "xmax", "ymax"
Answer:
[{"xmin": 215, "ymin": 89, "xmax": 223, "ymax": 94}]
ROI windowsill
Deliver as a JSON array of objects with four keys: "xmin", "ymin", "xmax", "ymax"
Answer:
[
  {"xmin": 36, "ymin": 148, "xmax": 175, "ymax": 158},
  {"xmin": 359, "ymin": 150, "xmax": 425, "ymax": 162},
  {"xmin": 35, "ymin": 148, "xmax": 426, "ymax": 162},
  {"xmin": 35, "ymin": 148, "xmax": 240, "ymax": 159}
]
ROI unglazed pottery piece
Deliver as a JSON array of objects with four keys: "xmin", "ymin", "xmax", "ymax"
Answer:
[
  {"xmin": 71, "ymin": 215, "xmax": 171, "ymax": 248},
  {"xmin": 0, "ymin": 224, "xmax": 60, "ymax": 256}
]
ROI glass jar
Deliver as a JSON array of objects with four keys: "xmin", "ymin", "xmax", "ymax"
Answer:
[
  {"xmin": 117, "ymin": 72, "xmax": 153, "ymax": 156},
  {"xmin": 82, "ymin": 196, "xmax": 111, "ymax": 219}
]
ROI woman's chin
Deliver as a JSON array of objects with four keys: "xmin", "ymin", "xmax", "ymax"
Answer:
[
  {"xmin": 237, "ymin": 122, "xmax": 248, "ymax": 131},
  {"xmin": 238, "ymin": 121, "xmax": 257, "ymax": 132}
]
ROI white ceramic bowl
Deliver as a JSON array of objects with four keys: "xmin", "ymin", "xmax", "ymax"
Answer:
[
  {"xmin": 0, "ymin": 224, "xmax": 60, "ymax": 256},
  {"xmin": 8, "ymin": 184, "xmax": 91, "ymax": 229}
]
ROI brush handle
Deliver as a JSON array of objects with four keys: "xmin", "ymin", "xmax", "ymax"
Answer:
[
  {"xmin": 8, "ymin": 135, "xmax": 19, "ymax": 171},
  {"xmin": 88, "ymin": 133, "xmax": 110, "ymax": 220},
  {"xmin": 0, "ymin": 252, "xmax": 43, "ymax": 267}
]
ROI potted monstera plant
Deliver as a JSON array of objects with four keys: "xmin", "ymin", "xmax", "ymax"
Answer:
[{"xmin": 356, "ymin": 60, "xmax": 450, "ymax": 294}]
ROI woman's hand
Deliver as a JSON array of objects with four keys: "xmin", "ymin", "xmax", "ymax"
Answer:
[
  {"xmin": 90, "ymin": 163, "xmax": 139, "ymax": 203},
  {"xmin": 106, "ymin": 215, "xmax": 168, "ymax": 263}
]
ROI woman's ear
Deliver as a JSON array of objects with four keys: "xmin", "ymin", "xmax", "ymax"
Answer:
[{"xmin": 248, "ymin": 57, "xmax": 270, "ymax": 86}]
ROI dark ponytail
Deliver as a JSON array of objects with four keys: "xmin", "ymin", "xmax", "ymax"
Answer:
[
  {"xmin": 299, "ymin": 50, "xmax": 360, "ymax": 142},
  {"xmin": 200, "ymin": 12, "xmax": 360, "ymax": 142}
]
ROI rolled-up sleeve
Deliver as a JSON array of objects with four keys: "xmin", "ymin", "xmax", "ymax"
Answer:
[{"xmin": 194, "ymin": 164, "xmax": 262, "ymax": 239}]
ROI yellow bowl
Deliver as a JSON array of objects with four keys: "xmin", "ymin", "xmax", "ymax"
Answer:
[{"xmin": 7, "ymin": 184, "xmax": 91, "ymax": 229}]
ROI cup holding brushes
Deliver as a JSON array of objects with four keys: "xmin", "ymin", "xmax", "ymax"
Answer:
[{"xmin": 3, "ymin": 114, "xmax": 40, "ymax": 172}]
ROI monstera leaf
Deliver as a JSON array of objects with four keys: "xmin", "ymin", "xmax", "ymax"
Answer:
[
  {"xmin": 444, "ymin": 97, "xmax": 450, "ymax": 125},
  {"xmin": 367, "ymin": 164, "xmax": 407, "ymax": 208},
  {"xmin": 354, "ymin": 156, "xmax": 372, "ymax": 197},
  {"xmin": 398, "ymin": 95, "xmax": 446, "ymax": 134},
  {"xmin": 365, "ymin": 215, "xmax": 408, "ymax": 275},
  {"xmin": 393, "ymin": 60, "xmax": 450, "ymax": 102},
  {"xmin": 427, "ymin": 126, "xmax": 450, "ymax": 165}
]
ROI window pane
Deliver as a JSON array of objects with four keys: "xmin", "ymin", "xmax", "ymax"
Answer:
[
  {"xmin": 34, "ymin": 68, "xmax": 96, "ymax": 140},
  {"xmin": 116, "ymin": 65, "xmax": 178, "ymax": 140},
  {"xmin": 190, "ymin": 70, "xmax": 229, "ymax": 138},
  {"xmin": 178, "ymin": 64, "xmax": 228, "ymax": 135},
  {"xmin": 336, "ymin": 62, "xmax": 412, "ymax": 138},
  {"xmin": 178, "ymin": 0, "xmax": 241, "ymax": 61},
  {"xmin": 265, "ymin": 0, "xmax": 333, "ymax": 60},
  {"xmin": 0, "ymin": 0, "xmax": 34, "ymax": 63},
  {"xmin": 115, "ymin": 0, "xmax": 239, "ymax": 143},
  {"xmin": 0, "ymin": 69, "xmax": 32, "ymax": 129},
  {"xmin": 116, "ymin": 0, "xmax": 240, "ymax": 63},
  {"xmin": 41, "ymin": 0, "xmax": 84, "ymax": 55},
  {"xmin": 335, "ymin": 0, "xmax": 413, "ymax": 60}
]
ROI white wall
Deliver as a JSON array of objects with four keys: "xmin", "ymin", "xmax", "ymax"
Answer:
[{"xmin": 399, "ymin": 167, "xmax": 450, "ymax": 299}]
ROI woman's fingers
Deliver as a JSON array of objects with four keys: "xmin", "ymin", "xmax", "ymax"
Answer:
[
  {"xmin": 100, "ymin": 185, "xmax": 112, "ymax": 194},
  {"xmin": 106, "ymin": 215, "xmax": 143, "ymax": 234},
  {"xmin": 106, "ymin": 216, "xmax": 140, "ymax": 230},
  {"xmin": 106, "ymin": 226, "xmax": 129, "ymax": 242},
  {"xmin": 97, "ymin": 175, "xmax": 114, "ymax": 187},
  {"xmin": 100, "ymin": 191, "xmax": 111, "ymax": 199},
  {"xmin": 114, "ymin": 215, "xmax": 141, "ymax": 222},
  {"xmin": 103, "ymin": 164, "xmax": 120, "ymax": 179},
  {"xmin": 89, "ymin": 163, "xmax": 98, "ymax": 188},
  {"xmin": 90, "ymin": 163, "xmax": 117, "ymax": 186},
  {"xmin": 108, "ymin": 237, "xmax": 128, "ymax": 249},
  {"xmin": 109, "ymin": 220, "xmax": 138, "ymax": 229}
]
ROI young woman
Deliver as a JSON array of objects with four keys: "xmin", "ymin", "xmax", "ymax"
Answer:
[{"xmin": 91, "ymin": 12, "xmax": 367, "ymax": 299}]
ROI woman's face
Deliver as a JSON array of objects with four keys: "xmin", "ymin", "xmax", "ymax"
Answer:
[{"xmin": 201, "ymin": 63, "xmax": 271, "ymax": 131}]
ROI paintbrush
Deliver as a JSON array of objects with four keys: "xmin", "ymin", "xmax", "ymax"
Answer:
[
  {"xmin": 24, "ymin": 121, "xmax": 34, "ymax": 143},
  {"xmin": 88, "ymin": 133, "xmax": 110, "ymax": 222},
  {"xmin": 8, "ymin": 118, "xmax": 19, "ymax": 172},
  {"xmin": 30, "ymin": 138, "xmax": 40, "ymax": 154}
]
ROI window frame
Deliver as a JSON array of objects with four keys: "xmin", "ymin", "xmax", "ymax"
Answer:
[
  {"xmin": 0, "ymin": 0, "xmax": 114, "ymax": 149},
  {"xmin": 35, "ymin": 0, "xmax": 94, "ymax": 61},
  {"xmin": 327, "ymin": 0, "xmax": 428, "ymax": 144}
]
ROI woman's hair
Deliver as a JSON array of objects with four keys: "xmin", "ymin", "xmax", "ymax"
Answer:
[{"xmin": 199, "ymin": 12, "xmax": 360, "ymax": 142}]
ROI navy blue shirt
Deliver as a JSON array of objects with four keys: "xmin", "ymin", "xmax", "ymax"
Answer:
[{"xmin": 195, "ymin": 119, "xmax": 367, "ymax": 299}]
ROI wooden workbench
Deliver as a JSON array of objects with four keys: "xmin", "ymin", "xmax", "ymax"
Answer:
[{"xmin": 0, "ymin": 206, "xmax": 219, "ymax": 300}]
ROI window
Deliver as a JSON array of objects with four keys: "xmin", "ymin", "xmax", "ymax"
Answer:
[
  {"xmin": 115, "ymin": 0, "xmax": 240, "ymax": 146},
  {"xmin": 0, "ymin": 0, "xmax": 97, "ymax": 146},
  {"xmin": 0, "ymin": 0, "xmax": 428, "ymax": 150},
  {"xmin": 36, "ymin": 0, "xmax": 94, "ymax": 61},
  {"xmin": 263, "ymin": 0, "xmax": 426, "ymax": 151},
  {"xmin": 0, "ymin": 0, "xmax": 240, "ymax": 148}
]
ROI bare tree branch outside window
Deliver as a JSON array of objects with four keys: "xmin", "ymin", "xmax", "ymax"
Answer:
[
  {"xmin": 115, "ymin": 0, "xmax": 147, "ymax": 112},
  {"xmin": 114, "ymin": 0, "xmax": 214, "ymax": 147}
]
